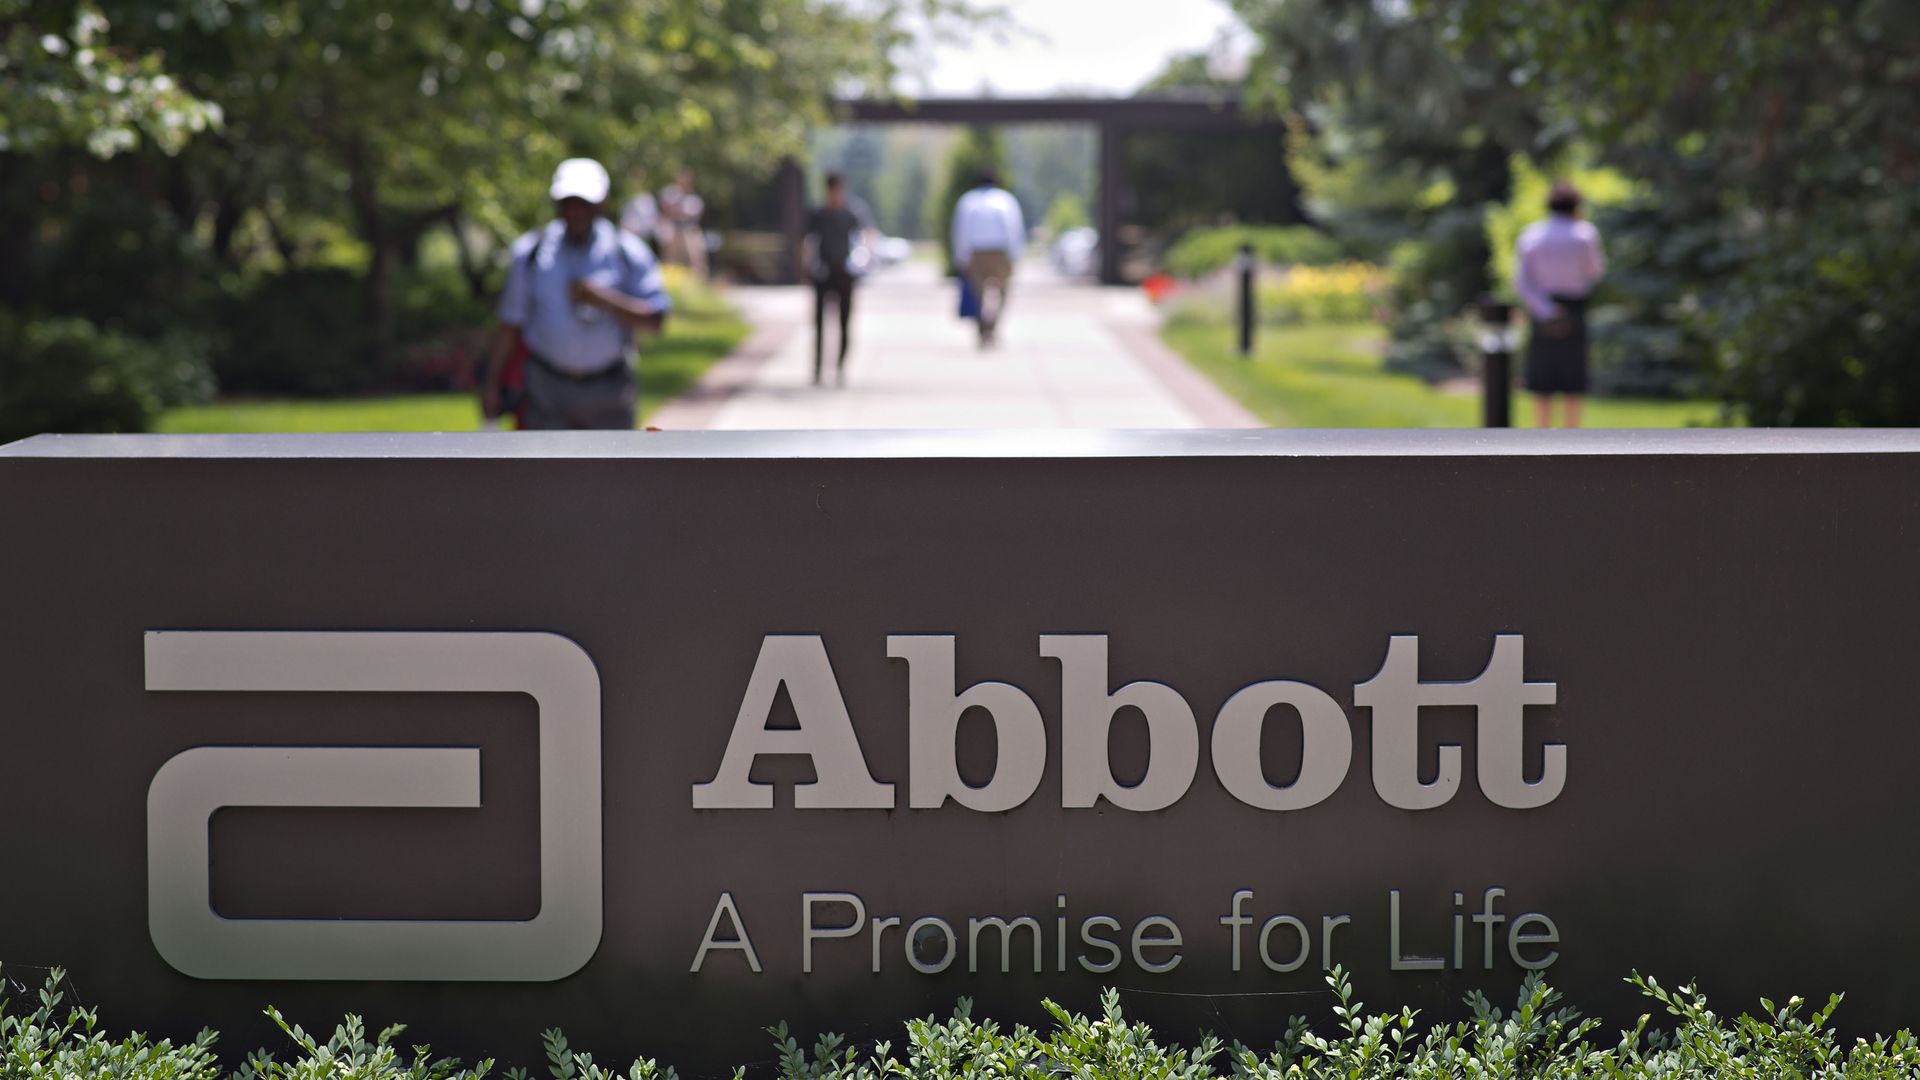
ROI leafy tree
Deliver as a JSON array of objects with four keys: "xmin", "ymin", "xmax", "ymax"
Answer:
[
  {"xmin": 1005, "ymin": 124, "xmax": 1093, "ymax": 240},
  {"xmin": 929, "ymin": 124, "xmax": 1009, "ymax": 273},
  {"xmin": 830, "ymin": 126, "xmax": 888, "ymax": 220},
  {"xmin": 3, "ymin": 0, "xmax": 991, "ymax": 400},
  {"xmin": 0, "ymin": 0, "xmax": 1003, "ymax": 443},
  {"xmin": 1483, "ymin": 153, "xmax": 1711, "ymax": 397},
  {"xmin": 1043, "ymin": 192, "xmax": 1090, "ymax": 237},
  {"xmin": 1232, "ymin": 0, "xmax": 1558, "ymax": 377},
  {"xmin": 0, "ymin": 2, "xmax": 219, "ymax": 306},
  {"xmin": 1424, "ymin": 0, "xmax": 1920, "ymax": 421},
  {"xmin": 1130, "ymin": 49, "xmax": 1303, "ymax": 249},
  {"xmin": 0, "ymin": 314, "xmax": 212, "ymax": 441},
  {"xmin": 92, "ymin": 0, "xmax": 921, "ymax": 366},
  {"xmin": 0, "ymin": 1, "xmax": 219, "ymax": 157},
  {"xmin": 825, "ymin": 126, "xmax": 948, "ymax": 240},
  {"xmin": 889, "ymin": 152, "xmax": 933, "ymax": 239}
]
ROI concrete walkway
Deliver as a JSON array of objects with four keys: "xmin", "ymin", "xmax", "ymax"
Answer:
[{"xmin": 651, "ymin": 260, "xmax": 1259, "ymax": 430}]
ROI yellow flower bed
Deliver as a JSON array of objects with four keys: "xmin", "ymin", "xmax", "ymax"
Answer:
[{"xmin": 1259, "ymin": 262, "xmax": 1387, "ymax": 324}]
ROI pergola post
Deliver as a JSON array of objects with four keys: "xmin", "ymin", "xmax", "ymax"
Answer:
[
  {"xmin": 777, "ymin": 157, "xmax": 806, "ymax": 285},
  {"xmin": 1097, "ymin": 121, "xmax": 1126, "ymax": 286}
]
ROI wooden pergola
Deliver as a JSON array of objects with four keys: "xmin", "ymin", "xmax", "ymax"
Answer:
[{"xmin": 775, "ymin": 93, "xmax": 1286, "ymax": 285}]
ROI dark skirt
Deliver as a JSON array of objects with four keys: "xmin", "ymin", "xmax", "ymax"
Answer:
[{"xmin": 1525, "ymin": 295, "xmax": 1590, "ymax": 395}]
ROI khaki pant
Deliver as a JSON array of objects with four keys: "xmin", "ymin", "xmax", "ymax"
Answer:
[{"xmin": 965, "ymin": 250, "xmax": 1014, "ymax": 341}]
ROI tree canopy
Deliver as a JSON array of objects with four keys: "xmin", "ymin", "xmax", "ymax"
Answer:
[
  {"xmin": 1, "ymin": 0, "xmax": 995, "ymax": 436},
  {"xmin": 1424, "ymin": 0, "xmax": 1920, "ymax": 423},
  {"xmin": 1227, "ymin": 0, "xmax": 1920, "ymax": 419},
  {"xmin": 930, "ymin": 124, "xmax": 1008, "ymax": 272}
]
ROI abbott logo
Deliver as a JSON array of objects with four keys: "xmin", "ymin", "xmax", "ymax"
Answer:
[{"xmin": 143, "ymin": 631, "xmax": 602, "ymax": 982}]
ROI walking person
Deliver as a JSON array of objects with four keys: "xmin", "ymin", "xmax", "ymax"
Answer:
[
  {"xmin": 803, "ymin": 173, "xmax": 871, "ymax": 387},
  {"xmin": 1514, "ymin": 180, "xmax": 1607, "ymax": 428},
  {"xmin": 481, "ymin": 158, "xmax": 671, "ymax": 430},
  {"xmin": 619, "ymin": 177, "xmax": 660, "ymax": 249},
  {"xmin": 657, "ymin": 166, "xmax": 708, "ymax": 277},
  {"xmin": 950, "ymin": 170, "xmax": 1025, "ymax": 348}
]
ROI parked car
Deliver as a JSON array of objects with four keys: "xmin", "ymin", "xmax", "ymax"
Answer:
[
  {"xmin": 1051, "ymin": 227, "xmax": 1099, "ymax": 277},
  {"xmin": 874, "ymin": 235, "xmax": 912, "ymax": 267}
]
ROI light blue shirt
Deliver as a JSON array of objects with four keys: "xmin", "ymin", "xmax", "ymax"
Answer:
[
  {"xmin": 951, "ymin": 185, "xmax": 1026, "ymax": 265},
  {"xmin": 1514, "ymin": 215, "xmax": 1605, "ymax": 320},
  {"xmin": 499, "ymin": 218, "xmax": 671, "ymax": 374}
]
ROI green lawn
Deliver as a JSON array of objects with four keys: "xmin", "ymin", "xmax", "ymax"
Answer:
[
  {"xmin": 157, "ymin": 394, "xmax": 483, "ymax": 433},
  {"xmin": 1162, "ymin": 307, "xmax": 1730, "ymax": 428},
  {"xmin": 158, "ymin": 277, "xmax": 749, "ymax": 434}
]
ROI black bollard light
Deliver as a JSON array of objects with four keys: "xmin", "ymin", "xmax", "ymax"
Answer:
[
  {"xmin": 1477, "ymin": 297, "xmax": 1516, "ymax": 428},
  {"xmin": 1237, "ymin": 242, "xmax": 1256, "ymax": 358}
]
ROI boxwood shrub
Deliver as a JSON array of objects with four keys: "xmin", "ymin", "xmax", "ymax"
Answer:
[{"xmin": 6, "ymin": 964, "xmax": 1917, "ymax": 1079}]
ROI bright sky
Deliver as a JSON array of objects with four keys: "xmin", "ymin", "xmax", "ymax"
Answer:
[{"xmin": 911, "ymin": 0, "xmax": 1246, "ymax": 97}]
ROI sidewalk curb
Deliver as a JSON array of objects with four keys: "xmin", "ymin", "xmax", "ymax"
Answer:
[
  {"xmin": 648, "ymin": 299, "xmax": 799, "ymax": 430},
  {"xmin": 1106, "ymin": 317, "xmax": 1266, "ymax": 429}
]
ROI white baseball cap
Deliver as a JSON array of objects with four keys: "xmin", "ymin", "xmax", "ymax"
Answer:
[{"xmin": 549, "ymin": 157, "xmax": 611, "ymax": 203}]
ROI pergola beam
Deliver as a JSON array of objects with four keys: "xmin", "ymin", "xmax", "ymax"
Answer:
[
  {"xmin": 777, "ymin": 94, "xmax": 1285, "ymax": 286},
  {"xmin": 834, "ymin": 94, "xmax": 1278, "ymax": 132}
]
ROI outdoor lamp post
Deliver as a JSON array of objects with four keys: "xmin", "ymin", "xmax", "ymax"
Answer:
[{"xmin": 1477, "ymin": 298, "xmax": 1517, "ymax": 427}]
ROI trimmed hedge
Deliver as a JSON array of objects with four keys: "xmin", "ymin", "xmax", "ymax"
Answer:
[
  {"xmin": 1163, "ymin": 226, "xmax": 1346, "ymax": 280},
  {"xmin": 6, "ymin": 964, "xmax": 1917, "ymax": 1079},
  {"xmin": 0, "ymin": 315, "xmax": 214, "ymax": 443}
]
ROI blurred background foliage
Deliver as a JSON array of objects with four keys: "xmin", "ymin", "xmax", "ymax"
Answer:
[
  {"xmin": 0, "ymin": 0, "xmax": 993, "ymax": 437},
  {"xmin": 1214, "ymin": 0, "xmax": 1920, "ymax": 416},
  {"xmin": 4, "ymin": 0, "xmax": 1918, "ymax": 434}
]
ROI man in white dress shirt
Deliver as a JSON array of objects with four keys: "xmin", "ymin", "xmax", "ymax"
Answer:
[
  {"xmin": 950, "ymin": 170, "xmax": 1026, "ymax": 347},
  {"xmin": 1514, "ymin": 181, "xmax": 1607, "ymax": 428}
]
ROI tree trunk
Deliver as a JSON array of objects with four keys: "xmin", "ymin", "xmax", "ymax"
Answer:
[
  {"xmin": 392, "ymin": 204, "xmax": 457, "ymax": 273},
  {"xmin": 210, "ymin": 188, "xmax": 247, "ymax": 268},
  {"xmin": 163, "ymin": 154, "xmax": 198, "ymax": 229},
  {"xmin": 260, "ymin": 204, "xmax": 301, "ymax": 269},
  {"xmin": 1459, "ymin": 141, "xmax": 1513, "ymax": 302},
  {"xmin": 343, "ymin": 136, "xmax": 395, "ymax": 373},
  {"xmin": 364, "ymin": 241, "xmax": 395, "ymax": 378},
  {"xmin": 448, "ymin": 210, "xmax": 493, "ymax": 300},
  {"xmin": 0, "ymin": 153, "xmax": 35, "ymax": 309}
]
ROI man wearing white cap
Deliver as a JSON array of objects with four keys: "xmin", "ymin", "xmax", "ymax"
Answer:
[{"xmin": 482, "ymin": 157, "xmax": 672, "ymax": 429}]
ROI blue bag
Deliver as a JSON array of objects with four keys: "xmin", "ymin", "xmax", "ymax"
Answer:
[{"xmin": 958, "ymin": 276, "xmax": 981, "ymax": 319}]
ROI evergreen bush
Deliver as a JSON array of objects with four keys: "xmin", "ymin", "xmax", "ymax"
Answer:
[
  {"xmin": 1163, "ymin": 226, "xmax": 1345, "ymax": 280},
  {"xmin": 9, "ymin": 963, "xmax": 1920, "ymax": 1080},
  {"xmin": 0, "ymin": 314, "xmax": 214, "ymax": 442}
]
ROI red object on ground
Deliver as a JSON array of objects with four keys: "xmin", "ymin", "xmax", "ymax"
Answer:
[{"xmin": 1142, "ymin": 274, "xmax": 1176, "ymax": 303}]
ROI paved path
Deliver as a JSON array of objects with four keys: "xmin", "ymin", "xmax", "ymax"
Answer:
[{"xmin": 651, "ymin": 260, "xmax": 1259, "ymax": 430}]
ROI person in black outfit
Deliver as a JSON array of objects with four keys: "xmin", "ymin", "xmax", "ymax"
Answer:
[{"xmin": 803, "ymin": 173, "xmax": 869, "ymax": 387}]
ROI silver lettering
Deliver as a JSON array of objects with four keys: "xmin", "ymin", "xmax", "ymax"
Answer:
[
  {"xmin": 889, "ymin": 635, "xmax": 1046, "ymax": 811},
  {"xmin": 1043, "ymin": 635, "xmax": 1198, "ymax": 811},
  {"xmin": 1211, "ymin": 681, "xmax": 1352, "ymax": 811},
  {"xmin": 690, "ymin": 892, "xmax": 762, "ymax": 973},
  {"xmin": 693, "ymin": 636, "xmax": 894, "ymax": 810},
  {"xmin": 1357, "ymin": 635, "xmax": 1562, "ymax": 811}
]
